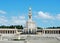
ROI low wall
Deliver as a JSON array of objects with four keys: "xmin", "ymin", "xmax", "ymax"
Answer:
[{"xmin": 0, "ymin": 40, "xmax": 25, "ymax": 43}]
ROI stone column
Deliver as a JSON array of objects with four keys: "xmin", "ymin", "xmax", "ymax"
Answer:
[
  {"xmin": 58, "ymin": 30, "xmax": 59, "ymax": 34},
  {"xmin": 49, "ymin": 31, "xmax": 50, "ymax": 34},
  {"xmin": 9, "ymin": 30, "xmax": 10, "ymax": 34},
  {"xmin": 57, "ymin": 30, "xmax": 59, "ymax": 34},
  {"xmin": 31, "ymin": 29, "xmax": 32, "ymax": 33},
  {"xmin": 12, "ymin": 30, "xmax": 13, "ymax": 34},
  {"xmin": 49, "ymin": 30, "xmax": 51, "ymax": 34},
  {"xmin": 43, "ymin": 30, "xmax": 45, "ymax": 34},
  {"xmin": 47, "ymin": 31, "xmax": 48, "ymax": 34},
  {"xmin": 13, "ymin": 30, "xmax": 14, "ymax": 34},
  {"xmin": 48, "ymin": 30, "xmax": 49, "ymax": 34},
  {"xmin": 28, "ymin": 29, "xmax": 29, "ymax": 34},
  {"xmin": 1, "ymin": 30, "xmax": 2, "ymax": 34},
  {"xmin": 54, "ymin": 31, "xmax": 55, "ymax": 34},
  {"xmin": 6, "ymin": 30, "xmax": 8, "ymax": 34},
  {"xmin": 53, "ymin": 31, "xmax": 54, "ymax": 34},
  {"xmin": 55, "ymin": 31, "xmax": 56, "ymax": 34},
  {"xmin": 11, "ymin": 30, "xmax": 12, "ymax": 34},
  {"xmin": 14, "ymin": 30, "xmax": 15, "ymax": 34}
]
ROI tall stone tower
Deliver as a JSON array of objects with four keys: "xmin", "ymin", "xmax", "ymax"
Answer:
[
  {"xmin": 28, "ymin": 7, "xmax": 32, "ymax": 21},
  {"xmin": 23, "ymin": 7, "xmax": 37, "ymax": 34}
]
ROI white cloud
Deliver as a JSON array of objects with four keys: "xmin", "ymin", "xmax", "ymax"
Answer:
[
  {"xmin": 0, "ymin": 16, "xmax": 8, "ymax": 25},
  {"xmin": 0, "ymin": 10, "xmax": 6, "ymax": 14},
  {"xmin": 0, "ymin": 16, "xmax": 26, "ymax": 26},
  {"xmin": 11, "ymin": 16, "xmax": 26, "ymax": 25},
  {"xmin": 56, "ymin": 14, "xmax": 60, "ymax": 20},
  {"xmin": 35, "ymin": 11, "xmax": 54, "ymax": 19},
  {"xmin": 19, "ymin": 16, "xmax": 25, "ymax": 19}
]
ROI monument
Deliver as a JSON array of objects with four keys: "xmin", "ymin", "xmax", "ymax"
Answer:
[{"xmin": 23, "ymin": 7, "xmax": 37, "ymax": 34}]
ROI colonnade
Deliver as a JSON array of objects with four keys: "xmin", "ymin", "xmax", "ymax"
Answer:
[
  {"xmin": 43, "ymin": 30, "xmax": 60, "ymax": 34},
  {"xmin": 0, "ymin": 30, "xmax": 17, "ymax": 34}
]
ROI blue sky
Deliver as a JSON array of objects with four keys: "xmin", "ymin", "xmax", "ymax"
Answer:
[{"xmin": 0, "ymin": 0, "xmax": 60, "ymax": 28}]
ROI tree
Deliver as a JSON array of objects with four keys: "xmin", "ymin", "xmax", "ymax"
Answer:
[
  {"xmin": 0, "ymin": 25, "xmax": 23, "ymax": 29},
  {"xmin": 37, "ymin": 27, "xmax": 43, "ymax": 29},
  {"xmin": 14, "ymin": 25, "xmax": 23, "ymax": 29}
]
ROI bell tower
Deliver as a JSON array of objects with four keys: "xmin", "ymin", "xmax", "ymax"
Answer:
[
  {"xmin": 23, "ymin": 7, "xmax": 37, "ymax": 34},
  {"xmin": 28, "ymin": 7, "xmax": 32, "ymax": 20}
]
